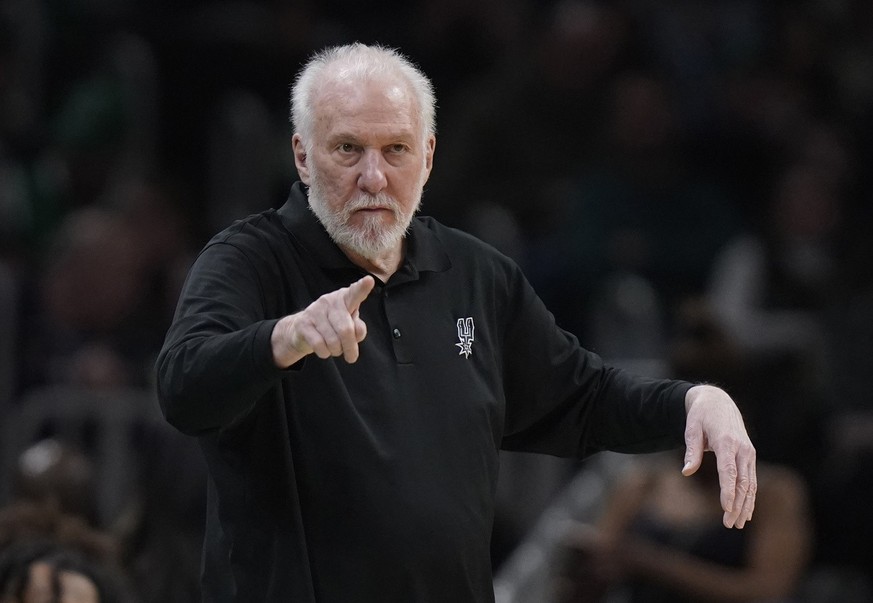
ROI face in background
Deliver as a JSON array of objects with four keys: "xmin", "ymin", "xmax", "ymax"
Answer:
[
  {"xmin": 19, "ymin": 562, "xmax": 100, "ymax": 603},
  {"xmin": 293, "ymin": 72, "xmax": 435, "ymax": 260}
]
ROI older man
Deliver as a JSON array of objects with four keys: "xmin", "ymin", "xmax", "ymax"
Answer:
[{"xmin": 156, "ymin": 43, "xmax": 755, "ymax": 602}]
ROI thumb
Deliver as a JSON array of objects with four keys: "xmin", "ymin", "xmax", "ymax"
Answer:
[
  {"xmin": 344, "ymin": 276, "xmax": 375, "ymax": 312},
  {"xmin": 682, "ymin": 423, "xmax": 704, "ymax": 476}
]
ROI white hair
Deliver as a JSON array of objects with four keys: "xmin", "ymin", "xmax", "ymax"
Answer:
[{"xmin": 290, "ymin": 43, "xmax": 436, "ymax": 149}]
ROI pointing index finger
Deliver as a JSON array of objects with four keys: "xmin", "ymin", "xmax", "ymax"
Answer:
[{"xmin": 344, "ymin": 276, "xmax": 376, "ymax": 313}]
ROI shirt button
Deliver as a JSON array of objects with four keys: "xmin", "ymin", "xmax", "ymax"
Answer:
[{"xmin": 392, "ymin": 328, "xmax": 402, "ymax": 339}]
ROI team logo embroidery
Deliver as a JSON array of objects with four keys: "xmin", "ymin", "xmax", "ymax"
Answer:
[{"xmin": 456, "ymin": 317, "xmax": 475, "ymax": 358}]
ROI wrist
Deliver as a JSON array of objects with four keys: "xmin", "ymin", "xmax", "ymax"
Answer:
[
  {"xmin": 684, "ymin": 383, "xmax": 721, "ymax": 414},
  {"xmin": 271, "ymin": 314, "xmax": 307, "ymax": 368}
]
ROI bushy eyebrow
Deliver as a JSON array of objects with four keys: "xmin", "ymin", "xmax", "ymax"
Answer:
[{"xmin": 326, "ymin": 127, "xmax": 418, "ymax": 147}]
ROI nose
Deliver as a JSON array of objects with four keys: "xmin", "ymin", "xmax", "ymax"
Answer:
[{"xmin": 358, "ymin": 149, "xmax": 388, "ymax": 194}]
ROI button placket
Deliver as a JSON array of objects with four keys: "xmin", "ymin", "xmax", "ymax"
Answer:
[{"xmin": 383, "ymin": 286, "xmax": 412, "ymax": 364}]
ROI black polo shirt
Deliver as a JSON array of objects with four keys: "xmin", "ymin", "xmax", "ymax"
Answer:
[{"xmin": 156, "ymin": 182, "xmax": 691, "ymax": 602}]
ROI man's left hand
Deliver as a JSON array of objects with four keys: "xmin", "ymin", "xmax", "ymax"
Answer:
[{"xmin": 682, "ymin": 384, "xmax": 757, "ymax": 528}]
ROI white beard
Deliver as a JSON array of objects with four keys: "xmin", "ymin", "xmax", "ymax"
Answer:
[{"xmin": 307, "ymin": 168, "xmax": 423, "ymax": 260}]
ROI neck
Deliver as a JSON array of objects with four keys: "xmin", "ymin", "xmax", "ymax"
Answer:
[{"xmin": 340, "ymin": 240, "xmax": 405, "ymax": 283}]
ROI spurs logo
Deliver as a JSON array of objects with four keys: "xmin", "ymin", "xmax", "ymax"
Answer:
[{"xmin": 455, "ymin": 317, "xmax": 475, "ymax": 358}]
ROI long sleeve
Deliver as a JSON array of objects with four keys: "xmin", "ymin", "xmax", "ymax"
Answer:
[
  {"xmin": 500, "ymin": 263, "xmax": 691, "ymax": 458},
  {"xmin": 156, "ymin": 240, "xmax": 289, "ymax": 435}
]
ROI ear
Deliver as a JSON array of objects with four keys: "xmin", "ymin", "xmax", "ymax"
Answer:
[
  {"xmin": 292, "ymin": 134, "xmax": 311, "ymax": 185},
  {"xmin": 422, "ymin": 135, "xmax": 436, "ymax": 183}
]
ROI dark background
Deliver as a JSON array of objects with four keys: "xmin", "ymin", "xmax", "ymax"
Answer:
[{"xmin": 1, "ymin": 1, "xmax": 872, "ymax": 601}]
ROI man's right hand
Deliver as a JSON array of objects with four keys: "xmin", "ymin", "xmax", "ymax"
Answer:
[{"xmin": 271, "ymin": 275, "xmax": 375, "ymax": 367}]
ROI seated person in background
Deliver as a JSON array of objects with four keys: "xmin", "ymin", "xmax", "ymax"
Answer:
[
  {"xmin": 0, "ymin": 505, "xmax": 129, "ymax": 603},
  {"xmin": 0, "ymin": 540, "xmax": 112, "ymax": 603},
  {"xmin": 555, "ymin": 451, "xmax": 812, "ymax": 603},
  {"xmin": 11, "ymin": 439, "xmax": 99, "ymax": 528}
]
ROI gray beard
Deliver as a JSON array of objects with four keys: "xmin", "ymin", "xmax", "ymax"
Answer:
[{"xmin": 307, "ymin": 171, "xmax": 422, "ymax": 260}]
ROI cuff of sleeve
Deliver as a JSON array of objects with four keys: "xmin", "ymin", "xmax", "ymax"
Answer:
[
  {"xmin": 252, "ymin": 318, "xmax": 306, "ymax": 379},
  {"xmin": 668, "ymin": 380, "xmax": 695, "ymax": 440}
]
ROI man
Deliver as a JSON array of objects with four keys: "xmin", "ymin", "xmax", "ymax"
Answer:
[{"xmin": 156, "ymin": 43, "xmax": 756, "ymax": 602}]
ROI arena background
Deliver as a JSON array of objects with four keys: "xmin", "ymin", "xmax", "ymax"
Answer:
[{"xmin": 0, "ymin": 1, "xmax": 871, "ymax": 601}]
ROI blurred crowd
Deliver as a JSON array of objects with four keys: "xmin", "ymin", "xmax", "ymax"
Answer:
[{"xmin": 1, "ymin": 0, "xmax": 872, "ymax": 601}]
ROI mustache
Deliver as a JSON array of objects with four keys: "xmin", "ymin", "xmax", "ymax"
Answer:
[{"xmin": 343, "ymin": 193, "xmax": 402, "ymax": 216}]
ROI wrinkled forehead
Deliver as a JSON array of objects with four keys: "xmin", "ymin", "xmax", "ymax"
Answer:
[{"xmin": 311, "ymin": 73, "xmax": 424, "ymax": 137}]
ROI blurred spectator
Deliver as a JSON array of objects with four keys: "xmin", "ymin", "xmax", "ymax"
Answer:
[
  {"xmin": 25, "ymin": 206, "xmax": 151, "ymax": 389},
  {"xmin": 706, "ymin": 148, "xmax": 846, "ymax": 369},
  {"xmin": 0, "ymin": 503, "xmax": 130, "ymax": 602},
  {"xmin": 554, "ymin": 452, "xmax": 812, "ymax": 603},
  {"xmin": 425, "ymin": 0, "xmax": 633, "ymax": 241},
  {"xmin": 3, "ymin": 414, "xmax": 205, "ymax": 603},
  {"xmin": 10, "ymin": 439, "xmax": 98, "ymax": 529},
  {"xmin": 0, "ymin": 541, "xmax": 117, "ymax": 603},
  {"xmin": 531, "ymin": 70, "xmax": 742, "ymax": 339},
  {"xmin": 21, "ymin": 180, "xmax": 192, "ymax": 391}
]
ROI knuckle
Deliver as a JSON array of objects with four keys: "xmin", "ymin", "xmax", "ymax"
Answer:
[
  {"xmin": 335, "ymin": 321, "xmax": 355, "ymax": 339},
  {"xmin": 322, "ymin": 331, "xmax": 340, "ymax": 348}
]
